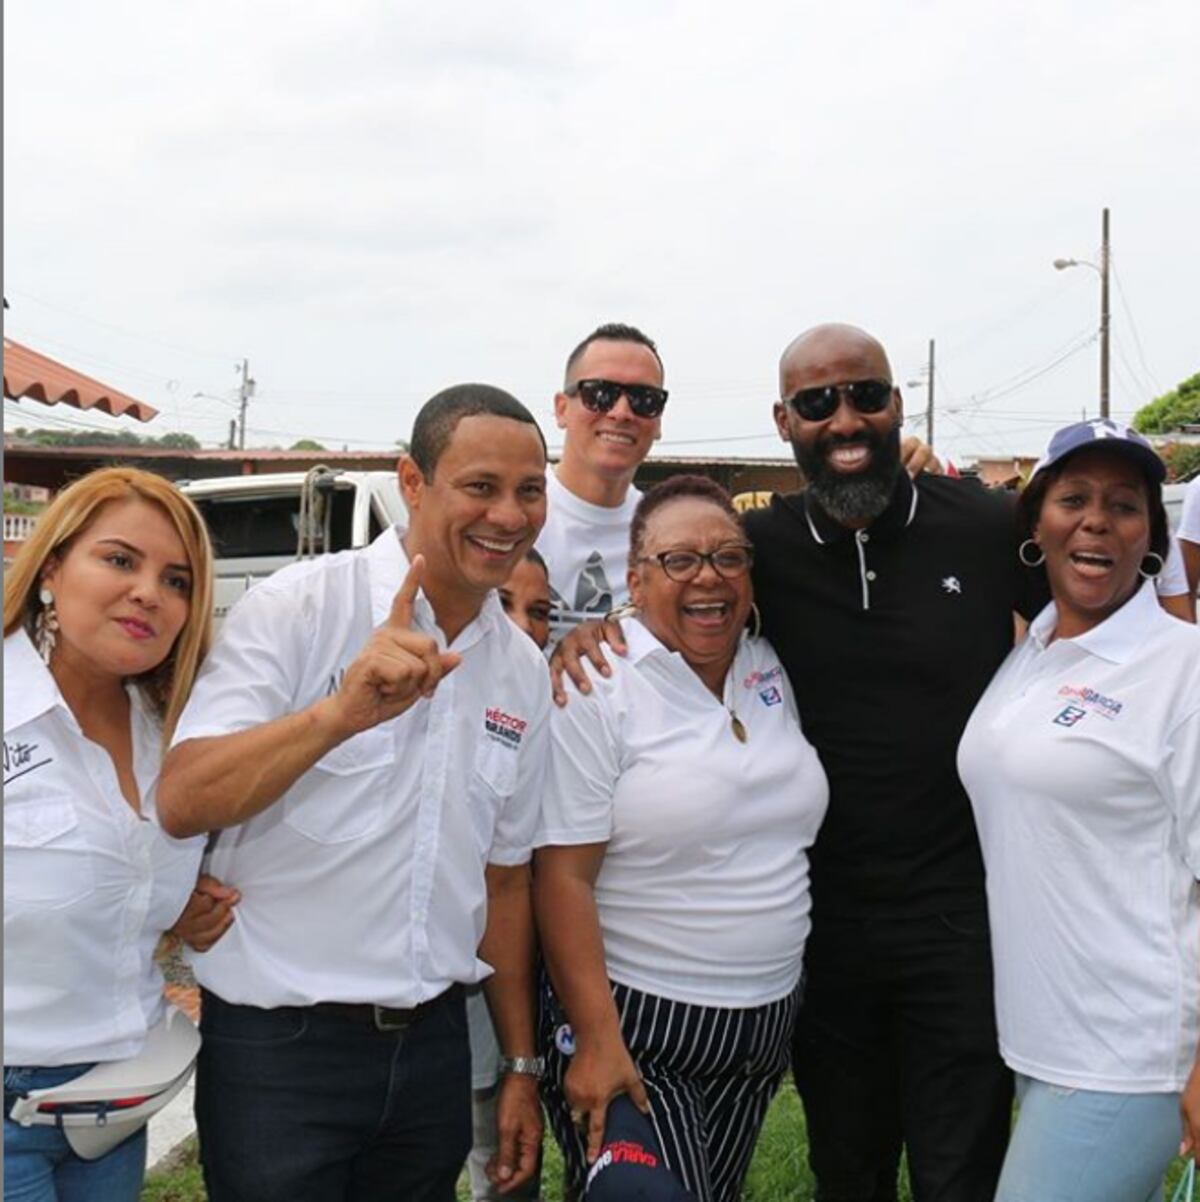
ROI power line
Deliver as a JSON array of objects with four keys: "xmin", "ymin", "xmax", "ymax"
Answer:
[{"xmin": 1109, "ymin": 255, "xmax": 1164, "ymax": 396}]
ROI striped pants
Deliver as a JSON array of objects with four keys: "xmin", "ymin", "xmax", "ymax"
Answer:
[{"xmin": 540, "ymin": 974, "xmax": 800, "ymax": 1202}]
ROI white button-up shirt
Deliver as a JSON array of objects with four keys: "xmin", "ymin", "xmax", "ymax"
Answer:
[
  {"xmin": 3, "ymin": 632, "xmax": 204, "ymax": 1067},
  {"xmin": 959, "ymin": 581, "xmax": 1200, "ymax": 1091},
  {"xmin": 172, "ymin": 526, "xmax": 550, "ymax": 1009},
  {"xmin": 537, "ymin": 619, "xmax": 829, "ymax": 1007}
]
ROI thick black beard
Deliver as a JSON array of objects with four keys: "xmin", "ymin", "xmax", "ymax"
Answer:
[{"xmin": 792, "ymin": 420, "xmax": 903, "ymax": 526}]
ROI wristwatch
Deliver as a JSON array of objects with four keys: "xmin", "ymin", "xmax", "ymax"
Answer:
[{"xmin": 498, "ymin": 1055, "xmax": 545, "ymax": 1080}]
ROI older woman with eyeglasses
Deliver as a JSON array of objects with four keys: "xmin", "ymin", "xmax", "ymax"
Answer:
[{"xmin": 533, "ymin": 475, "xmax": 829, "ymax": 1202}]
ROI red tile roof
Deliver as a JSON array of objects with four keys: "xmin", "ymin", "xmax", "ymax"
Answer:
[{"xmin": 3, "ymin": 338, "xmax": 158, "ymax": 422}]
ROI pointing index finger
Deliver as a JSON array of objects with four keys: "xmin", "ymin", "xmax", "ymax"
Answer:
[{"xmin": 389, "ymin": 554, "xmax": 425, "ymax": 629}]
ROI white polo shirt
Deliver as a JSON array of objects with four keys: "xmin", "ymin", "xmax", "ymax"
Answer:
[
  {"xmin": 173, "ymin": 526, "xmax": 550, "ymax": 1010},
  {"xmin": 537, "ymin": 618, "xmax": 829, "ymax": 1008},
  {"xmin": 959, "ymin": 581, "xmax": 1200, "ymax": 1091},
  {"xmin": 538, "ymin": 472, "xmax": 640, "ymax": 643},
  {"xmin": 3, "ymin": 632, "xmax": 204, "ymax": 1067}
]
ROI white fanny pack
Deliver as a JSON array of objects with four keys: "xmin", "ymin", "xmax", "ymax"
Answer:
[{"xmin": 8, "ymin": 1005, "xmax": 201, "ymax": 1160}]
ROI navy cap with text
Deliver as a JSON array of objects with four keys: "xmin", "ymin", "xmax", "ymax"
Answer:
[
  {"xmin": 1032, "ymin": 418, "xmax": 1166, "ymax": 484},
  {"xmin": 584, "ymin": 1096, "xmax": 696, "ymax": 1201}
]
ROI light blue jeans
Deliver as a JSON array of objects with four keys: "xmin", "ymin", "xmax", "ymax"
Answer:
[
  {"xmin": 995, "ymin": 1073, "xmax": 1181, "ymax": 1202},
  {"xmin": 3, "ymin": 1064, "xmax": 147, "ymax": 1202}
]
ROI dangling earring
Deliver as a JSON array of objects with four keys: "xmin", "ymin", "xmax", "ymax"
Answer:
[
  {"xmin": 1138, "ymin": 552, "xmax": 1165, "ymax": 580},
  {"xmin": 1018, "ymin": 539, "xmax": 1045, "ymax": 567},
  {"xmin": 748, "ymin": 602, "xmax": 762, "ymax": 639},
  {"xmin": 34, "ymin": 586, "xmax": 59, "ymax": 665}
]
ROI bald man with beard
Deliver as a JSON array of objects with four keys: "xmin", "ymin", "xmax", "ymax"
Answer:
[{"xmin": 741, "ymin": 324, "xmax": 1047, "ymax": 1202}]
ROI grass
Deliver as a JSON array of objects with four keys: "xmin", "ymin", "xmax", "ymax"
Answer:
[{"xmin": 141, "ymin": 1085, "xmax": 1190, "ymax": 1200}]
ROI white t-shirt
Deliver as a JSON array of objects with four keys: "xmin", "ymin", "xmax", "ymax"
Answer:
[
  {"xmin": 537, "ymin": 472, "xmax": 640, "ymax": 643},
  {"xmin": 1181, "ymin": 478, "xmax": 1200, "ymax": 545},
  {"xmin": 173, "ymin": 526, "xmax": 550, "ymax": 1010},
  {"xmin": 537, "ymin": 618, "xmax": 829, "ymax": 1008},
  {"xmin": 3, "ymin": 632, "xmax": 204, "ymax": 1066},
  {"xmin": 959, "ymin": 581, "xmax": 1200, "ymax": 1092},
  {"xmin": 1158, "ymin": 532, "xmax": 1189, "ymax": 597}
]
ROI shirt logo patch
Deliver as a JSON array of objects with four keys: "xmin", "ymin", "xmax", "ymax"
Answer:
[
  {"xmin": 1053, "ymin": 704, "xmax": 1087, "ymax": 727},
  {"xmin": 941, "ymin": 576, "xmax": 962, "ymax": 594},
  {"xmin": 743, "ymin": 665, "xmax": 783, "ymax": 690},
  {"xmin": 484, "ymin": 707, "xmax": 527, "ymax": 749},
  {"xmin": 1057, "ymin": 684, "xmax": 1123, "ymax": 720},
  {"xmin": 759, "ymin": 686, "xmax": 783, "ymax": 707}
]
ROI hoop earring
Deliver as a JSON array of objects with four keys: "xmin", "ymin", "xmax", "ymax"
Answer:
[
  {"xmin": 1138, "ymin": 552, "xmax": 1165, "ymax": 580},
  {"xmin": 1018, "ymin": 539, "xmax": 1045, "ymax": 568},
  {"xmin": 748, "ymin": 602, "xmax": 762, "ymax": 640},
  {"xmin": 34, "ymin": 586, "xmax": 59, "ymax": 665}
]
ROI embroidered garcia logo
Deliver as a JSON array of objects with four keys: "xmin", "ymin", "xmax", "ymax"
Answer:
[{"xmin": 1057, "ymin": 684, "xmax": 1123, "ymax": 720}]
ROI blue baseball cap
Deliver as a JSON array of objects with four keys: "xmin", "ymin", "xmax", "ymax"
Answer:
[
  {"xmin": 585, "ymin": 1096, "xmax": 696, "ymax": 1201},
  {"xmin": 1032, "ymin": 418, "xmax": 1166, "ymax": 484}
]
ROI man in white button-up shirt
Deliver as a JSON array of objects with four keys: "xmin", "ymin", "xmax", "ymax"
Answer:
[{"xmin": 159, "ymin": 385, "xmax": 552, "ymax": 1202}]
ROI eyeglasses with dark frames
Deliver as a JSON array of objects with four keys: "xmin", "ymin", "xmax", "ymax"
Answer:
[
  {"xmin": 639, "ymin": 543, "xmax": 754, "ymax": 583},
  {"xmin": 567, "ymin": 378, "xmax": 669, "ymax": 419},
  {"xmin": 784, "ymin": 378, "xmax": 894, "ymax": 423}
]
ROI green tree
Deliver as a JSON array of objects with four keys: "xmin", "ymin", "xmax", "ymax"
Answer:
[
  {"xmin": 1133, "ymin": 372, "xmax": 1200, "ymax": 434},
  {"xmin": 1163, "ymin": 442, "xmax": 1200, "ymax": 482},
  {"xmin": 289, "ymin": 438, "xmax": 327, "ymax": 451},
  {"xmin": 151, "ymin": 431, "xmax": 201, "ymax": 450}
]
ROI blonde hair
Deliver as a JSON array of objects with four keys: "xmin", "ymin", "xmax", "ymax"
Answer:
[{"xmin": 4, "ymin": 467, "xmax": 214, "ymax": 742}]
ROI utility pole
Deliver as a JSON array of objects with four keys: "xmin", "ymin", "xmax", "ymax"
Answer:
[
  {"xmin": 227, "ymin": 419, "xmax": 237, "ymax": 450},
  {"xmin": 1099, "ymin": 207, "xmax": 1110, "ymax": 419},
  {"xmin": 237, "ymin": 358, "xmax": 256, "ymax": 450},
  {"xmin": 925, "ymin": 338, "xmax": 935, "ymax": 450}
]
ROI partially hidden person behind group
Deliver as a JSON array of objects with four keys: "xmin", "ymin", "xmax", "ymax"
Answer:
[
  {"xmin": 157, "ymin": 385, "xmax": 553, "ymax": 1202},
  {"xmin": 535, "ymin": 475, "xmax": 830, "ymax": 1202},
  {"xmin": 959, "ymin": 419, "xmax": 1200, "ymax": 1202},
  {"xmin": 3, "ymin": 467, "xmax": 238, "ymax": 1202},
  {"xmin": 465, "ymin": 547, "xmax": 553, "ymax": 1202},
  {"xmin": 555, "ymin": 323, "xmax": 1048, "ymax": 1201}
]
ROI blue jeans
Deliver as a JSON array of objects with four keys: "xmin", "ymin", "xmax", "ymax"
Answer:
[
  {"xmin": 195, "ymin": 987, "xmax": 472, "ymax": 1202},
  {"xmin": 995, "ymin": 1074, "xmax": 1181, "ymax": 1202},
  {"xmin": 3, "ymin": 1064, "xmax": 147, "ymax": 1202}
]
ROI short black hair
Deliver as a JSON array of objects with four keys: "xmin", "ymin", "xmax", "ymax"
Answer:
[
  {"xmin": 628, "ymin": 474, "xmax": 741, "ymax": 568},
  {"xmin": 1017, "ymin": 453, "xmax": 1170, "ymax": 561},
  {"xmin": 523, "ymin": 546, "xmax": 549, "ymax": 578},
  {"xmin": 409, "ymin": 383, "xmax": 546, "ymax": 479},
  {"xmin": 564, "ymin": 323, "xmax": 663, "ymax": 389}
]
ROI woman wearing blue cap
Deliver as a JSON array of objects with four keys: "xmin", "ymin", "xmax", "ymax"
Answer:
[{"xmin": 959, "ymin": 419, "xmax": 1200, "ymax": 1202}]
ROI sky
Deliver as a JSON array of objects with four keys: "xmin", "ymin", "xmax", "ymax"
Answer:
[{"xmin": 5, "ymin": 0, "xmax": 1198, "ymax": 467}]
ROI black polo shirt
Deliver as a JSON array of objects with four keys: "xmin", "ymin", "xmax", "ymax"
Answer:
[{"xmin": 745, "ymin": 473, "xmax": 1044, "ymax": 917}]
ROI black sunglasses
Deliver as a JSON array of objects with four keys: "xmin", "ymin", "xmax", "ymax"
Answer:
[
  {"xmin": 784, "ymin": 378, "xmax": 894, "ymax": 423},
  {"xmin": 568, "ymin": 378, "xmax": 669, "ymax": 419}
]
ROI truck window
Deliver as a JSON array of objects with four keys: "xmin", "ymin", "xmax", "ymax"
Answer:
[{"xmin": 194, "ymin": 490, "xmax": 356, "ymax": 558}]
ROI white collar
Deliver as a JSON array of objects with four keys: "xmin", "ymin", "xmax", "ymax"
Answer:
[
  {"xmin": 365, "ymin": 524, "xmax": 502, "ymax": 645},
  {"xmin": 1028, "ymin": 578, "xmax": 1161, "ymax": 665},
  {"xmin": 622, "ymin": 614, "xmax": 750, "ymax": 675},
  {"xmin": 3, "ymin": 629, "xmax": 158, "ymax": 739},
  {"xmin": 3, "ymin": 630, "xmax": 71, "ymax": 734}
]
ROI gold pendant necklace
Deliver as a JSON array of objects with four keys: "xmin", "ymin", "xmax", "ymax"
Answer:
[{"xmin": 730, "ymin": 713, "xmax": 748, "ymax": 743}]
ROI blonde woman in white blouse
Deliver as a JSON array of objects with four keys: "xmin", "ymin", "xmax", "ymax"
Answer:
[{"xmin": 3, "ymin": 468, "xmax": 234, "ymax": 1202}]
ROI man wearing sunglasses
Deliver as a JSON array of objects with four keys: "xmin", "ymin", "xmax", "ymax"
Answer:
[
  {"xmin": 538, "ymin": 322, "xmax": 669, "ymax": 642},
  {"xmin": 745, "ymin": 322, "xmax": 1045, "ymax": 1202}
]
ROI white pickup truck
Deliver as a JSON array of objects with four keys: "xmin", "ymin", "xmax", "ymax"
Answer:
[{"xmin": 179, "ymin": 470, "xmax": 404, "ymax": 624}]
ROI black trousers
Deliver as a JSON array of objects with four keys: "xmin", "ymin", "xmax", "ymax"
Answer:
[{"xmin": 792, "ymin": 906, "xmax": 1012, "ymax": 1202}]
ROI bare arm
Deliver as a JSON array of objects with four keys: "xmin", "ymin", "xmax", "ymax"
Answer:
[
  {"xmin": 1161, "ymin": 591, "xmax": 1197, "ymax": 624},
  {"xmin": 158, "ymin": 555, "xmax": 460, "ymax": 837},
  {"xmin": 480, "ymin": 862, "xmax": 541, "ymax": 1193},
  {"xmin": 533, "ymin": 843, "xmax": 649, "ymax": 1163}
]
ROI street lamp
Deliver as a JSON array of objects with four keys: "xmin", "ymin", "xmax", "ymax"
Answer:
[{"xmin": 1053, "ymin": 207, "xmax": 1110, "ymax": 418}]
